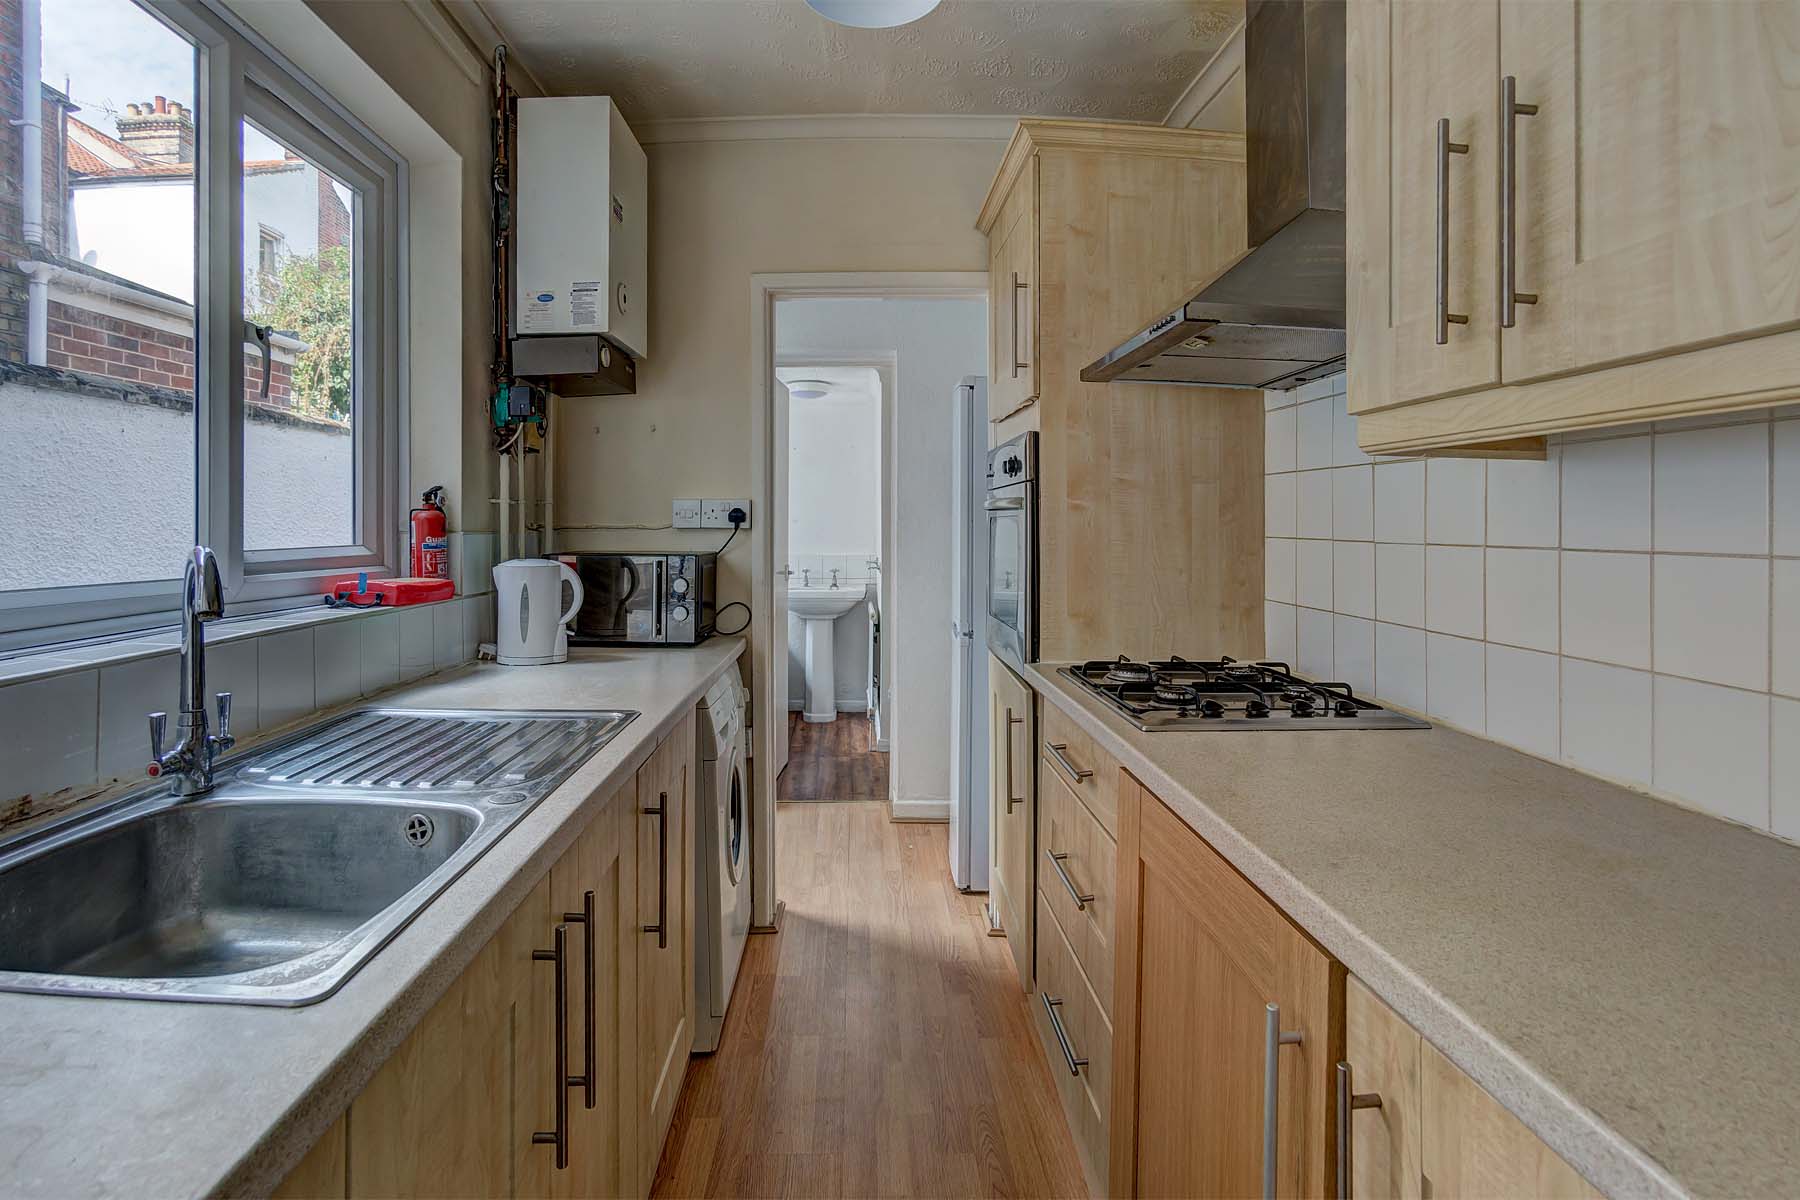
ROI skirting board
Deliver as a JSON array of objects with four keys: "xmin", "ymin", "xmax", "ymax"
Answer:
[{"xmin": 890, "ymin": 797, "xmax": 949, "ymax": 822}]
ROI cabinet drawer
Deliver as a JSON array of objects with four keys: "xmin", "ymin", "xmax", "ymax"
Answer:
[
  {"xmin": 1039, "ymin": 766, "xmax": 1116, "ymax": 1017},
  {"xmin": 1040, "ymin": 702, "xmax": 1117, "ymax": 838},
  {"xmin": 1034, "ymin": 889, "xmax": 1110, "ymax": 1197}
]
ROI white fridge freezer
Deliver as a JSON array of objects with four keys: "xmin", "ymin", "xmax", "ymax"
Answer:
[{"xmin": 948, "ymin": 376, "xmax": 991, "ymax": 892}]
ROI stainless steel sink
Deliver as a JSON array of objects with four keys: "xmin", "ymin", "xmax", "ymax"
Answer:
[{"xmin": 0, "ymin": 707, "xmax": 635, "ymax": 1006}]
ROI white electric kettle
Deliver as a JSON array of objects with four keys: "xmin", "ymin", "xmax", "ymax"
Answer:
[{"xmin": 492, "ymin": 558, "xmax": 584, "ymax": 666}]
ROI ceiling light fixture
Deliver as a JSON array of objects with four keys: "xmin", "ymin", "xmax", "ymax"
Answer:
[
  {"xmin": 804, "ymin": 0, "xmax": 942, "ymax": 29},
  {"xmin": 786, "ymin": 379, "xmax": 833, "ymax": 400}
]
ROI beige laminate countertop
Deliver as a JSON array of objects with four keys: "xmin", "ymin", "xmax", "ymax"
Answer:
[
  {"xmin": 1024, "ymin": 661, "xmax": 1800, "ymax": 1200},
  {"xmin": 0, "ymin": 639, "xmax": 745, "ymax": 1200}
]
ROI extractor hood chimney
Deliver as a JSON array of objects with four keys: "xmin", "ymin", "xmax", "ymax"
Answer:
[{"xmin": 1082, "ymin": 0, "xmax": 1346, "ymax": 391}]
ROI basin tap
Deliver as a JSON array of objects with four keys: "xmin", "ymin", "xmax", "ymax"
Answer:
[
  {"xmin": 147, "ymin": 546, "xmax": 235, "ymax": 796},
  {"xmin": 829, "ymin": 569, "xmax": 840, "ymax": 589},
  {"xmin": 801, "ymin": 568, "xmax": 812, "ymax": 587}
]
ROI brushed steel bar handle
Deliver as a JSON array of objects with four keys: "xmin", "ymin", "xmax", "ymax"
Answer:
[
  {"xmin": 1263, "ymin": 1002, "xmax": 1304, "ymax": 1200},
  {"xmin": 1434, "ymin": 117, "xmax": 1471, "ymax": 345},
  {"xmin": 1044, "ymin": 740, "xmax": 1093, "ymax": 785},
  {"xmin": 1010, "ymin": 271, "xmax": 1029, "ymax": 375},
  {"xmin": 642, "ymin": 792, "xmax": 668, "ymax": 949},
  {"xmin": 1041, "ymin": 993, "xmax": 1087, "ymax": 1076},
  {"xmin": 1004, "ymin": 707, "xmax": 1024, "ymax": 813},
  {"xmin": 1335, "ymin": 1061, "xmax": 1385, "ymax": 1200},
  {"xmin": 1045, "ymin": 849, "xmax": 1095, "ymax": 910},
  {"xmin": 562, "ymin": 890, "xmax": 596, "ymax": 1110},
  {"xmin": 531, "ymin": 923, "xmax": 570, "ymax": 1169},
  {"xmin": 1499, "ymin": 75, "xmax": 1540, "ymax": 328}
]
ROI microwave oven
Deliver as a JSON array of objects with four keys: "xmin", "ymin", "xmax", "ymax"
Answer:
[{"xmin": 559, "ymin": 552, "xmax": 717, "ymax": 645}]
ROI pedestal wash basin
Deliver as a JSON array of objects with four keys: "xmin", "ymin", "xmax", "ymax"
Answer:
[{"xmin": 789, "ymin": 585, "xmax": 867, "ymax": 722}]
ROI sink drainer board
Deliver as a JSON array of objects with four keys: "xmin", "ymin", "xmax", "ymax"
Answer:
[{"xmin": 0, "ymin": 706, "xmax": 635, "ymax": 1006}]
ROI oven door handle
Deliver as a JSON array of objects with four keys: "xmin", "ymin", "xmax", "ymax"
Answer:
[{"xmin": 984, "ymin": 496, "xmax": 1025, "ymax": 512}]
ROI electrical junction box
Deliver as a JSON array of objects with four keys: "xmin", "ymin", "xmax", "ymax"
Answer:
[{"xmin": 514, "ymin": 96, "xmax": 648, "ymax": 359}]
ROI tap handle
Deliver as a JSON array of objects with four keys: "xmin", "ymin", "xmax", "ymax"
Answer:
[
  {"xmin": 214, "ymin": 692, "xmax": 234, "ymax": 750},
  {"xmin": 147, "ymin": 712, "xmax": 167, "ymax": 775}
]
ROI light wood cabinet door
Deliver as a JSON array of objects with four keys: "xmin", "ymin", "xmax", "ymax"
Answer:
[
  {"xmin": 985, "ymin": 157, "xmax": 1038, "ymax": 425},
  {"xmin": 1344, "ymin": 976, "xmax": 1423, "ymax": 1200},
  {"xmin": 550, "ymin": 780, "xmax": 638, "ymax": 1200},
  {"xmin": 986, "ymin": 654, "xmax": 1033, "ymax": 989},
  {"xmin": 1420, "ymin": 1043, "xmax": 1602, "ymax": 1199},
  {"xmin": 349, "ymin": 874, "xmax": 555, "ymax": 1199},
  {"xmin": 1499, "ymin": 0, "xmax": 1800, "ymax": 385},
  {"xmin": 633, "ymin": 713, "xmax": 695, "ymax": 1193},
  {"xmin": 273, "ymin": 1116, "xmax": 347, "ymax": 1199},
  {"xmin": 1111, "ymin": 777, "xmax": 1342, "ymax": 1199}
]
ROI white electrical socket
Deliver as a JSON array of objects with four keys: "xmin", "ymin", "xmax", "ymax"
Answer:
[
  {"xmin": 701, "ymin": 499, "xmax": 751, "ymax": 530},
  {"xmin": 672, "ymin": 498, "xmax": 702, "ymax": 529}
]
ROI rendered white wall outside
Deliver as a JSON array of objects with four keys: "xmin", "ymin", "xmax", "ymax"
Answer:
[
  {"xmin": 1264, "ymin": 372, "xmax": 1800, "ymax": 840},
  {"xmin": 775, "ymin": 296, "xmax": 987, "ymax": 814}
]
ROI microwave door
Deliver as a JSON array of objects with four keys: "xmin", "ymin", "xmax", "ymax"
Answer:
[
  {"xmin": 572, "ymin": 557, "xmax": 633, "ymax": 641},
  {"xmin": 624, "ymin": 555, "xmax": 663, "ymax": 642}
]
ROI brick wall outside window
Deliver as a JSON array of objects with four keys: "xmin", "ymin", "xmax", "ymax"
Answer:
[{"xmin": 44, "ymin": 299, "xmax": 294, "ymax": 403}]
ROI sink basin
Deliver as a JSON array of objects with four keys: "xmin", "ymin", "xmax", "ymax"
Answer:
[
  {"xmin": 787, "ymin": 584, "xmax": 866, "ymax": 619},
  {"xmin": 0, "ymin": 706, "xmax": 635, "ymax": 1006}
]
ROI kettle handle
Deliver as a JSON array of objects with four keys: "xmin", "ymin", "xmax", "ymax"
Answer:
[{"xmin": 557, "ymin": 561, "xmax": 584, "ymax": 629}]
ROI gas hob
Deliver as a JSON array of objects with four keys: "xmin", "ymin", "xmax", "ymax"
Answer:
[{"xmin": 1060, "ymin": 655, "xmax": 1430, "ymax": 732}]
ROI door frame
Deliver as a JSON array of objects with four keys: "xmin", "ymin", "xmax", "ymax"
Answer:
[{"xmin": 748, "ymin": 271, "xmax": 987, "ymax": 929}]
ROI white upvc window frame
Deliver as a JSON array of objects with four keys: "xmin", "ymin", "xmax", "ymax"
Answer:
[{"xmin": 0, "ymin": 0, "xmax": 407, "ymax": 653}]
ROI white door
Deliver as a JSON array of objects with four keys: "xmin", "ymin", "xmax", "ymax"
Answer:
[{"xmin": 770, "ymin": 379, "xmax": 791, "ymax": 781}]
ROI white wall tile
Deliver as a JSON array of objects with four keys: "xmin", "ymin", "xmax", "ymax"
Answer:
[
  {"xmin": 1775, "ymin": 559, "xmax": 1800, "ymax": 700},
  {"xmin": 1374, "ymin": 461, "xmax": 1425, "ymax": 544},
  {"xmin": 1297, "ymin": 470, "xmax": 1333, "ymax": 539},
  {"xmin": 1653, "ymin": 555, "xmax": 1769, "ymax": 691},
  {"xmin": 1332, "ymin": 466, "xmax": 1374, "ymax": 541},
  {"xmin": 1562, "ymin": 436, "xmax": 1652, "ymax": 551},
  {"xmin": 1296, "ymin": 540, "xmax": 1333, "ymax": 609},
  {"xmin": 1652, "ymin": 676, "xmax": 1769, "ymax": 829},
  {"xmin": 1654, "ymin": 424, "xmax": 1770, "ymax": 555},
  {"xmin": 1266, "ymin": 406, "xmax": 1298, "ymax": 473},
  {"xmin": 1376, "ymin": 622, "xmax": 1427, "ymax": 713},
  {"xmin": 98, "ymin": 653, "xmax": 176, "ymax": 782},
  {"xmin": 1265, "ymin": 538, "xmax": 1296, "ymax": 604},
  {"xmin": 0, "ymin": 671, "xmax": 98, "ymax": 800},
  {"xmin": 1426, "ymin": 633, "xmax": 1486, "ymax": 733},
  {"xmin": 1265, "ymin": 602, "xmax": 1297, "ymax": 665},
  {"xmin": 315, "ymin": 621, "xmax": 361, "ymax": 709},
  {"xmin": 1487, "ymin": 453, "xmax": 1560, "ymax": 547},
  {"xmin": 1561, "ymin": 659, "xmax": 1652, "ymax": 787},
  {"xmin": 399, "ymin": 606, "xmax": 435, "ymax": 681},
  {"xmin": 208, "ymin": 639, "xmax": 260, "ymax": 737},
  {"xmin": 1772, "ymin": 696, "xmax": 1800, "ymax": 840},
  {"xmin": 1776, "ymin": 420, "xmax": 1800, "ymax": 556},
  {"xmin": 473, "ymin": 593, "xmax": 498, "ymax": 646},
  {"xmin": 1425, "ymin": 545, "xmax": 1484, "ymax": 638},
  {"xmin": 1426, "ymin": 459, "xmax": 1486, "ymax": 545},
  {"xmin": 258, "ymin": 629, "xmax": 316, "ymax": 731},
  {"xmin": 361, "ymin": 612, "xmax": 401, "ymax": 695},
  {"xmin": 1334, "ymin": 615, "xmax": 1375, "ymax": 695},
  {"xmin": 434, "ymin": 602, "xmax": 468, "ymax": 670},
  {"xmin": 1332, "ymin": 391, "xmax": 1372, "ymax": 467},
  {"xmin": 1486, "ymin": 645, "xmax": 1559, "ymax": 759},
  {"xmin": 1485, "ymin": 548, "xmax": 1558, "ymax": 653},
  {"xmin": 1298, "ymin": 399, "xmax": 1333, "ymax": 470},
  {"xmin": 1333, "ymin": 542, "xmax": 1375, "ymax": 619},
  {"xmin": 1560, "ymin": 552, "xmax": 1651, "ymax": 669},
  {"xmin": 1375, "ymin": 543, "xmax": 1425, "ymax": 628},
  {"xmin": 1266, "ymin": 473, "xmax": 1298, "ymax": 538},
  {"xmin": 1298, "ymin": 606, "xmax": 1334, "ymax": 679}
]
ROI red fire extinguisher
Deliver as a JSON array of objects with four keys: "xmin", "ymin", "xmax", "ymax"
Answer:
[{"xmin": 410, "ymin": 485, "xmax": 450, "ymax": 580}]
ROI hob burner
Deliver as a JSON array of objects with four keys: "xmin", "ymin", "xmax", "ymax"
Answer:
[{"xmin": 1059, "ymin": 655, "xmax": 1430, "ymax": 732}]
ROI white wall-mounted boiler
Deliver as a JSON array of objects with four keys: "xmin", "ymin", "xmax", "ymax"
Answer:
[{"xmin": 514, "ymin": 96, "xmax": 648, "ymax": 361}]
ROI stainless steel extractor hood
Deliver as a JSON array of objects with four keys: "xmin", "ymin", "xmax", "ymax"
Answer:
[{"xmin": 1082, "ymin": 0, "xmax": 1346, "ymax": 392}]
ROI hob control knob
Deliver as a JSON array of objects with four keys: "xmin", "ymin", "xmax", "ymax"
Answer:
[
  {"xmin": 1199, "ymin": 699, "xmax": 1225, "ymax": 719},
  {"xmin": 1245, "ymin": 699, "xmax": 1271, "ymax": 719},
  {"xmin": 1334, "ymin": 699, "xmax": 1360, "ymax": 718},
  {"xmin": 1290, "ymin": 697, "xmax": 1317, "ymax": 718},
  {"xmin": 670, "ymin": 604, "xmax": 691, "ymax": 623},
  {"xmin": 670, "ymin": 575, "xmax": 691, "ymax": 596}
]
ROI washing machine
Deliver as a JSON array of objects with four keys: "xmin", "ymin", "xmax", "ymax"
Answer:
[{"xmin": 693, "ymin": 669, "xmax": 750, "ymax": 1053}]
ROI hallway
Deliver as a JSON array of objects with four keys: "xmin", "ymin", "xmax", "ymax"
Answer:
[
  {"xmin": 650, "ymin": 802, "xmax": 1089, "ymax": 1198},
  {"xmin": 777, "ymin": 713, "xmax": 889, "ymax": 803}
]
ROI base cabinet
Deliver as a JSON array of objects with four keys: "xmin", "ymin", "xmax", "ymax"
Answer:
[
  {"xmin": 988, "ymin": 654, "xmax": 1035, "ymax": 990},
  {"xmin": 634, "ymin": 711, "xmax": 695, "ymax": 1194}
]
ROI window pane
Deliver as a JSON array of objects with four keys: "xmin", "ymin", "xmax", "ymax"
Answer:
[
  {"xmin": 1, "ymin": 0, "xmax": 198, "ymax": 591},
  {"xmin": 241, "ymin": 118, "xmax": 356, "ymax": 551}
]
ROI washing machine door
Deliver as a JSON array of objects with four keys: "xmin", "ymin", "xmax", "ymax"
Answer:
[{"xmin": 724, "ymin": 748, "xmax": 746, "ymax": 887}]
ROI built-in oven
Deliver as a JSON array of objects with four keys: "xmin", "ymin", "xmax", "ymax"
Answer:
[{"xmin": 985, "ymin": 432, "xmax": 1037, "ymax": 666}]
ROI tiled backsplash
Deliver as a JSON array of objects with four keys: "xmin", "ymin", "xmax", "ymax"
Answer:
[
  {"xmin": 1265, "ymin": 374, "xmax": 1798, "ymax": 839},
  {"xmin": 787, "ymin": 552, "xmax": 877, "ymax": 585},
  {"xmin": 0, "ymin": 531, "xmax": 500, "ymax": 823}
]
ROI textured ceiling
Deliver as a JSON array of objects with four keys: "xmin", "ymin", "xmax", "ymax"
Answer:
[{"xmin": 472, "ymin": 0, "xmax": 1243, "ymax": 124}]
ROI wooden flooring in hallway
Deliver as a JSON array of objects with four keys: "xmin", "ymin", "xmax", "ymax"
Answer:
[
  {"xmin": 650, "ymin": 802, "xmax": 1089, "ymax": 1199},
  {"xmin": 778, "ymin": 712, "xmax": 888, "ymax": 803}
]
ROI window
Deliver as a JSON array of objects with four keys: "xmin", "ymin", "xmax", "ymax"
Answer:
[{"xmin": 1, "ymin": 0, "xmax": 404, "ymax": 650}]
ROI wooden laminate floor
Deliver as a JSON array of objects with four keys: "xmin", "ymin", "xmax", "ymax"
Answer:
[
  {"xmin": 650, "ymin": 802, "xmax": 1089, "ymax": 1199},
  {"xmin": 777, "ymin": 712, "xmax": 888, "ymax": 803}
]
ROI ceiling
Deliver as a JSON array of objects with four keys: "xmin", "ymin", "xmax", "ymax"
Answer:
[
  {"xmin": 466, "ymin": 0, "xmax": 1243, "ymax": 126},
  {"xmin": 776, "ymin": 365, "xmax": 880, "ymax": 405}
]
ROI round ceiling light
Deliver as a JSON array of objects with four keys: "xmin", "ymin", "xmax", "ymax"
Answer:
[
  {"xmin": 786, "ymin": 379, "xmax": 833, "ymax": 400},
  {"xmin": 804, "ymin": 0, "xmax": 942, "ymax": 29}
]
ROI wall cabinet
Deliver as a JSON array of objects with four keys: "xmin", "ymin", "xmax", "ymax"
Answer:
[
  {"xmin": 274, "ymin": 715, "xmax": 697, "ymax": 1200},
  {"xmin": 976, "ymin": 121, "xmax": 1266, "ymax": 661},
  {"xmin": 988, "ymin": 653, "xmax": 1035, "ymax": 990},
  {"xmin": 1349, "ymin": 0, "xmax": 1800, "ymax": 454}
]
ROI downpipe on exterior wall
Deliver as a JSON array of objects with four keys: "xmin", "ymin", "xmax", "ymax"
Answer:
[
  {"xmin": 17, "ymin": 261, "xmax": 58, "ymax": 366},
  {"xmin": 17, "ymin": 0, "xmax": 42, "ymax": 247}
]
